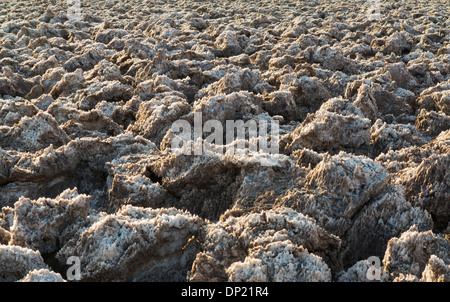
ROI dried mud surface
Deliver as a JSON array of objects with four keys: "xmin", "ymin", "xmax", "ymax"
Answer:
[{"xmin": 0, "ymin": 0, "xmax": 449, "ymax": 282}]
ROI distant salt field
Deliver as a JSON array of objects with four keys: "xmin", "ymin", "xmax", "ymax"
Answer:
[{"xmin": 0, "ymin": 0, "xmax": 449, "ymax": 284}]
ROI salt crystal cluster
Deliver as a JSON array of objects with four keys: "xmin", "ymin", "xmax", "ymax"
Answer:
[{"xmin": 0, "ymin": 0, "xmax": 448, "ymax": 282}]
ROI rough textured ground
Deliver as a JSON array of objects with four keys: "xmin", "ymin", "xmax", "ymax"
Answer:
[{"xmin": 0, "ymin": 0, "xmax": 449, "ymax": 282}]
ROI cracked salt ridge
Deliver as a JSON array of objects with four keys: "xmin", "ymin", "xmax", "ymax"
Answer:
[{"xmin": 0, "ymin": 0, "xmax": 449, "ymax": 282}]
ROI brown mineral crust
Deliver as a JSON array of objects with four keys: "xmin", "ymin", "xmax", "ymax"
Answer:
[
  {"xmin": 146, "ymin": 152, "xmax": 242, "ymax": 221},
  {"xmin": 376, "ymin": 130, "xmax": 450, "ymax": 230},
  {"xmin": 19, "ymin": 268, "xmax": 65, "ymax": 282},
  {"xmin": 188, "ymin": 208, "xmax": 340, "ymax": 281},
  {"xmin": 9, "ymin": 188, "xmax": 90, "ymax": 254},
  {"xmin": 281, "ymin": 98, "xmax": 371, "ymax": 154},
  {"xmin": 0, "ymin": 245, "xmax": 50, "ymax": 282},
  {"xmin": 127, "ymin": 94, "xmax": 192, "ymax": 145},
  {"xmin": 0, "ymin": 111, "xmax": 70, "ymax": 153},
  {"xmin": 281, "ymin": 75, "xmax": 332, "ymax": 114},
  {"xmin": 56, "ymin": 206, "xmax": 204, "ymax": 281},
  {"xmin": 382, "ymin": 226, "xmax": 450, "ymax": 281},
  {"xmin": 415, "ymin": 109, "xmax": 450, "ymax": 137},
  {"xmin": 269, "ymin": 153, "xmax": 432, "ymax": 268},
  {"xmin": 339, "ymin": 184, "xmax": 433, "ymax": 267},
  {"xmin": 370, "ymin": 118, "xmax": 427, "ymax": 155},
  {"xmin": 60, "ymin": 109, "xmax": 123, "ymax": 140},
  {"xmin": 0, "ymin": 0, "xmax": 448, "ymax": 282},
  {"xmin": 417, "ymin": 80, "xmax": 450, "ymax": 114}
]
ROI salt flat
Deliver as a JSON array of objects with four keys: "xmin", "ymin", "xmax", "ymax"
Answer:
[{"xmin": 0, "ymin": 0, "xmax": 449, "ymax": 282}]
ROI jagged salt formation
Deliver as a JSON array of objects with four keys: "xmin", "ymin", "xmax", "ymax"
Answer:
[{"xmin": 0, "ymin": 0, "xmax": 448, "ymax": 282}]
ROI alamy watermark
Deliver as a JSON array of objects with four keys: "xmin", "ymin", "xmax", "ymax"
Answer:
[
  {"xmin": 366, "ymin": 256, "xmax": 382, "ymax": 281},
  {"xmin": 365, "ymin": 0, "xmax": 381, "ymax": 21},
  {"xmin": 67, "ymin": 0, "xmax": 81, "ymax": 22},
  {"xmin": 66, "ymin": 256, "xmax": 81, "ymax": 281},
  {"xmin": 64, "ymin": 254, "xmax": 381, "ymax": 281},
  {"xmin": 170, "ymin": 113, "xmax": 280, "ymax": 166}
]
